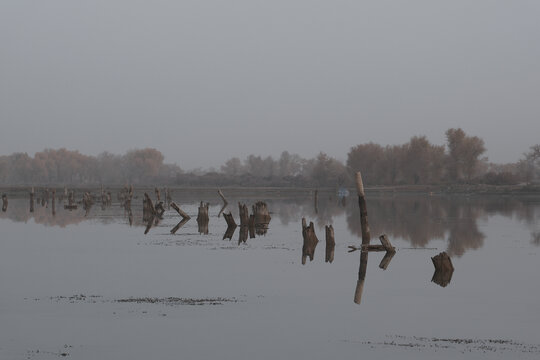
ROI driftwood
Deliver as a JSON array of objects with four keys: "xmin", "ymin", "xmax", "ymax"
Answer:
[
  {"xmin": 431, "ymin": 252, "xmax": 454, "ymax": 287},
  {"xmin": 325, "ymin": 225, "xmax": 335, "ymax": 263},
  {"xmin": 2, "ymin": 194, "xmax": 7, "ymax": 212},
  {"xmin": 301, "ymin": 218, "xmax": 319, "ymax": 265}
]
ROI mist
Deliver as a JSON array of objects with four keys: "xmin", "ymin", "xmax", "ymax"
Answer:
[{"xmin": 1, "ymin": 1, "xmax": 540, "ymax": 169}]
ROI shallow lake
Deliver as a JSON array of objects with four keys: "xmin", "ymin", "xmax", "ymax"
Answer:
[{"xmin": 1, "ymin": 188, "xmax": 539, "ymax": 359}]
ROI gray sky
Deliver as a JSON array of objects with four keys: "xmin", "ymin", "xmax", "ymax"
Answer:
[{"xmin": 1, "ymin": 0, "xmax": 539, "ymax": 169}]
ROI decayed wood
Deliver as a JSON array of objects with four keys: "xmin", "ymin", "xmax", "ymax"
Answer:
[
  {"xmin": 301, "ymin": 218, "xmax": 319, "ymax": 265},
  {"xmin": 223, "ymin": 224, "xmax": 236, "ymax": 240},
  {"xmin": 248, "ymin": 214, "xmax": 255, "ymax": 238},
  {"xmin": 143, "ymin": 193, "xmax": 156, "ymax": 215},
  {"xmin": 238, "ymin": 203, "xmax": 249, "ymax": 226},
  {"xmin": 354, "ymin": 250, "xmax": 368, "ymax": 304},
  {"xmin": 2, "ymin": 194, "xmax": 7, "ymax": 212},
  {"xmin": 155, "ymin": 187, "xmax": 161, "ymax": 202},
  {"xmin": 197, "ymin": 202, "xmax": 209, "ymax": 222},
  {"xmin": 223, "ymin": 212, "xmax": 237, "ymax": 228},
  {"xmin": 170, "ymin": 202, "xmax": 190, "ymax": 219},
  {"xmin": 253, "ymin": 201, "xmax": 271, "ymax": 225},
  {"xmin": 155, "ymin": 201, "xmax": 165, "ymax": 217},
  {"xmin": 325, "ymin": 225, "xmax": 335, "ymax": 263},
  {"xmin": 197, "ymin": 201, "xmax": 209, "ymax": 234},
  {"xmin": 170, "ymin": 217, "xmax": 190, "ymax": 234},
  {"xmin": 238, "ymin": 225, "xmax": 248, "ymax": 244},
  {"xmin": 379, "ymin": 250, "xmax": 396, "ymax": 270},
  {"xmin": 218, "ymin": 189, "xmax": 228, "ymax": 205},
  {"xmin": 379, "ymin": 234, "xmax": 395, "ymax": 252},
  {"xmin": 431, "ymin": 252, "xmax": 454, "ymax": 287},
  {"xmin": 356, "ymin": 172, "xmax": 371, "ymax": 245}
]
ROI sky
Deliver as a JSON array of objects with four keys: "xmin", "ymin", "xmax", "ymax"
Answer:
[{"xmin": 1, "ymin": 0, "xmax": 539, "ymax": 170}]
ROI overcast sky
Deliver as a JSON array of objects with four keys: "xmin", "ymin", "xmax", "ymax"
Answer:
[{"xmin": 1, "ymin": 0, "xmax": 539, "ymax": 169}]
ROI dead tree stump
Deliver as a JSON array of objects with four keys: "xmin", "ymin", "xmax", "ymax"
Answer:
[
  {"xmin": 431, "ymin": 252, "xmax": 454, "ymax": 287},
  {"xmin": 197, "ymin": 202, "xmax": 209, "ymax": 222},
  {"xmin": 64, "ymin": 190, "xmax": 77, "ymax": 210},
  {"xmin": 223, "ymin": 212, "xmax": 237, "ymax": 227},
  {"xmin": 2, "ymin": 194, "xmax": 7, "ymax": 212},
  {"xmin": 325, "ymin": 225, "xmax": 335, "ymax": 263},
  {"xmin": 197, "ymin": 202, "xmax": 209, "ymax": 234},
  {"xmin": 238, "ymin": 203, "xmax": 249, "ymax": 226},
  {"xmin": 302, "ymin": 218, "xmax": 319, "ymax": 265}
]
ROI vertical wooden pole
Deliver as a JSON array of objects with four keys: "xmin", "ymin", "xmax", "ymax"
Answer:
[{"xmin": 356, "ymin": 172, "xmax": 371, "ymax": 245}]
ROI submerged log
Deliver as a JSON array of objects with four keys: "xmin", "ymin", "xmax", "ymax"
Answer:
[
  {"xmin": 2, "ymin": 194, "xmax": 7, "ymax": 212},
  {"xmin": 325, "ymin": 225, "xmax": 335, "ymax": 263},
  {"xmin": 301, "ymin": 218, "xmax": 319, "ymax": 265}
]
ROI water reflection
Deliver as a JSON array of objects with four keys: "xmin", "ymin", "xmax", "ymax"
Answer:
[{"xmin": 1, "ymin": 192, "xmax": 539, "ymax": 257}]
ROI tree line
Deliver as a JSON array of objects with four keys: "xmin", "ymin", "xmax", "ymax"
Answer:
[{"xmin": 0, "ymin": 128, "xmax": 538, "ymax": 187}]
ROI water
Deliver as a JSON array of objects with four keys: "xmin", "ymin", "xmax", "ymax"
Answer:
[{"xmin": 1, "ymin": 189, "xmax": 539, "ymax": 359}]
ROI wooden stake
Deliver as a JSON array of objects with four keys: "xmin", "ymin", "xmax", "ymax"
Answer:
[
  {"xmin": 171, "ymin": 202, "xmax": 190, "ymax": 219},
  {"xmin": 356, "ymin": 172, "xmax": 371, "ymax": 245},
  {"xmin": 325, "ymin": 225, "xmax": 335, "ymax": 263},
  {"xmin": 301, "ymin": 218, "xmax": 319, "ymax": 265},
  {"xmin": 238, "ymin": 203, "xmax": 249, "ymax": 226}
]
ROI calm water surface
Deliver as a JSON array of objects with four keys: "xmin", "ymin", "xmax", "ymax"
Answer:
[{"xmin": 1, "ymin": 189, "xmax": 539, "ymax": 359}]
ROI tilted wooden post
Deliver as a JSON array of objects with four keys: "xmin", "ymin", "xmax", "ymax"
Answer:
[
  {"xmin": 356, "ymin": 172, "xmax": 371, "ymax": 246},
  {"xmin": 197, "ymin": 202, "xmax": 209, "ymax": 234}
]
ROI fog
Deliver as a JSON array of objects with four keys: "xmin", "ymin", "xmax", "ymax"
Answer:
[{"xmin": 1, "ymin": 0, "xmax": 539, "ymax": 169}]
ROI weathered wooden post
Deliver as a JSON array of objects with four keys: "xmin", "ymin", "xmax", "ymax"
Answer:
[
  {"xmin": 217, "ymin": 188, "xmax": 228, "ymax": 218},
  {"xmin": 238, "ymin": 203, "xmax": 249, "ymax": 226},
  {"xmin": 1, "ymin": 194, "xmax": 7, "ymax": 212},
  {"xmin": 197, "ymin": 202, "xmax": 209, "ymax": 234},
  {"xmin": 355, "ymin": 171, "xmax": 370, "ymax": 304},
  {"xmin": 64, "ymin": 190, "xmax": 77, "ymax": 210},
  {"xmin": 314, "ymin": 189, "xmax": 319, "ymax": 214},
  {"xmin": 170, "ymin": 217, "xmax": 189, "ymax": 235},
  {"xmin": 155, "ymin": 187, "xmax": 161, "ymax": 202},
  {"xmin": 238, "ymin": 225, "xmax": 248, "ymax": 244},
  {"xmin": 325, "ymin": 225, "xmax": 335, "ymax": 263},
  {"xmin": 253, "ymin": 201, "xmax": 271, "ymax": 235},
  {"xmin": 354, "ymin": 250, "xmax": 368, "ymax": 304},
  {"xmin": 223, "ymin": 211, "xmax": 237, "ymax": 240},
  {"xmin": 301, "ymin": 218, "xmax": 319, "ymax": 265}
]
